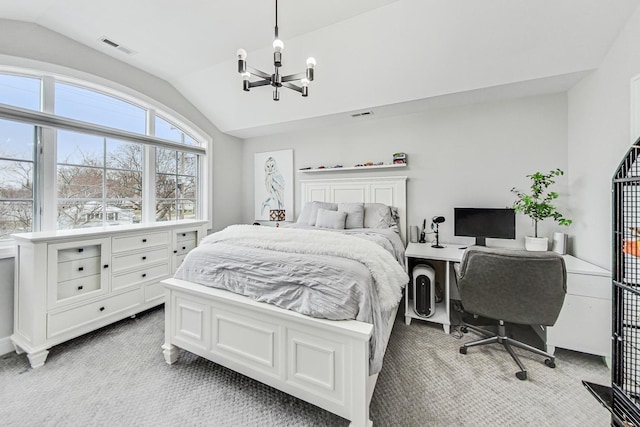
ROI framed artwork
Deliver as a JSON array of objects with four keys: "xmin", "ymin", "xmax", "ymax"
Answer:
[{"xmin": 254, "ymin": 149, "xmax": 294, "ymax": 221}]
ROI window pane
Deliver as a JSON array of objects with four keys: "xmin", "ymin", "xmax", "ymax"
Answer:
[
  {"xmin": 0, "ymin": 74, "xmax": 40, "ymax": 111},
  {"xmin": 178, "ymin": 176, "xmax": 196, "ymax": 199},
  {"xmin": 57, "ymin": 200, "xmax": 103, "ymax": 230},
  {"xmin": 58, "ymin": 131, "xmax": 104, "ymax": 166},
  {"xmin": 156, "ymin": 200, "xmax": 175, "ymax": 222},
  {"xmin": 156, "ymin": 173, "xmax": 176, "ymax": 199},
  {"xmin": 106, "ymin": 140, "xmax": 142, "ymax": 171},
  {"xmin": 0, "ymin": 201, "xmax": 33, "ymax": 238},
  {"xmin": 105, "ymin": 199, "xmax": 141, "ymax": 224},
  {"xmin": 0, "ymin": 119, "xmax": 35, "ymax": 161},
  {"xmin": 156, "ymin": 148, "xmax": 176, "ymax": 174},
  {"xmin": 178, "ymin": 152, "xmax": 197, "ymax": 176},
  {"xmin": 58, "ymin": 165, "xmax": 103, "ymax": 199},
  {"xmin": 177, "ymin": 200, "xmax": 196, "ymax": 220},
  {"xmin": 55, "ymin": 83, "xmax": 145, "ymax": 134},
  {"xmin": 155, "ymin": 116, "xmax": 199, "ymax": 146},
  {"xmin": 0, "ymin": 160, "xmax": 33, "ymax": 199},
  {"xmin": 106, "ymin": 170, "xmax": 142, "ymax": 199}
]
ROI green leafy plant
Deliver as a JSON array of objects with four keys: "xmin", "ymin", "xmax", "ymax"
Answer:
[{"xmin": 511, "ymin": 168, "xmax": 572, "ymax": 238}]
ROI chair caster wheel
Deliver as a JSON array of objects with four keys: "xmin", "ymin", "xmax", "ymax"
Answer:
[
  {"xmin": 460, "ymin": 326, "xmax": 468, "ymax": 333},
  {"xmin": 459, "ymin": 347, "xmax": 467, "ymax": 355},
  {"xmin": 516, "ymin": 371, "xmax": 527, "ymax": 381},
  {"xmin": 544, "ymin": 359, "xmax": 556, "ymax": 368}
]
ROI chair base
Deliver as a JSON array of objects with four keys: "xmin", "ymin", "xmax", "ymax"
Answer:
[{"xmin": 459, "ymin": 321, "xmax": 556, "ymax": 380}]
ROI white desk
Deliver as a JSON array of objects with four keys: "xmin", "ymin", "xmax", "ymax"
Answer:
[{"xmin": 404, "ymin": 242, "xmax": 612, "ymax": 361}]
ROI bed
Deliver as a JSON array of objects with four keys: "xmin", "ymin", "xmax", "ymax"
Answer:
[{"xmin": 161, "ymin": 176, "xmax": 407, "ymax": 427}]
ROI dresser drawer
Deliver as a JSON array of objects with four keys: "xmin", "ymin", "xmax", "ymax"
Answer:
[
  {"xmin": 112, "ymin": 231, "xmax": 169, "ymax": 253},
  {"xmin": 175, "ymin": 254, "xmax": 187, "ymax": 270},
  {"xmin": 47, "ymin": 288, "xmax": 141, "ymax": 338},
  {"xmin": 176, "ymin": 230, "xmax": 197, "ymax": 243},
  {"xmin": 175, "ymin": 240, "xmax": 197, "ymax": 256},
  {"xmin": 57, "ymin": 245, "xmax": 101, "ymax": 262},
  {"xmin": 112, "ymin": 247, "xmax": 170, "ymax": 273},
  {"xmin": 56, "ymin": 274, "xmax": 102, "ymax": 302},
  {"xmin": 112, "ymin": 263, "xmax": 170, "ymax": 291},
  {"xmin": 57, "ymin": 256, "xmax": 101, "ymax": 282},
  {"xmin": 566, "ymin": 273, "xmax": 610, "ymax": 299}
]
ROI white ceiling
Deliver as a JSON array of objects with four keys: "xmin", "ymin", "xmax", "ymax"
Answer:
[{"xmin": 1, "ymin": 0, "xmax": 639, "ymax": 138}]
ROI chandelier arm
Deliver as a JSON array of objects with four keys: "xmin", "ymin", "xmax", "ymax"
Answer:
[
  {"xmin": 281, "ymin": 82, "xmax": 303, "ymax": 93},
  {"xmin": 249, "ymin": 80, "xmax": 272, "ymax": 88},
  {"xmin": 246, "ymin": 66, "xmax": 272, "ymax": 80},
  {"xmin": 281, "ymin": 73, "xmax": 307, "ymax": 82}
]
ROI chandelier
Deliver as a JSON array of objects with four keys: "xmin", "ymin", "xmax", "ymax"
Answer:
[{"xmin": 236, "ymin": 0, "xmax": 316, "ymax": 101}]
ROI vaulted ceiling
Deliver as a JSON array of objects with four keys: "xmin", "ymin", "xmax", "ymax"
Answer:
[{"xmin": 1, "ymin": 0, "xmax": 639, "ymax": 138}]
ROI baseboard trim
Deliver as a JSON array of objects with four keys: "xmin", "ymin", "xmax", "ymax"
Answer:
[{"xmin": 0, "ymin": 336, "xmax": 14, "ymax": 356}]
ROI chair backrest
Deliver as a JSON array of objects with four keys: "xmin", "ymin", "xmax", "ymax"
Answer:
[{"xmin": 457, "ymin": 246, "xmax": 567, "ymax": 326}]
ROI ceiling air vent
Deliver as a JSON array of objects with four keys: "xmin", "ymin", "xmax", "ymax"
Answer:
[
  {"xmin": 99, "ymin": 37, "xmax": 137, "ymax": 55},
  {"xmin": 351, "ymin": 111, "xmax": 374, "ymax": 118}
]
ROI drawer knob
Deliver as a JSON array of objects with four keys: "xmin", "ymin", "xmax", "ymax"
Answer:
[
  {"xmin": 77, "ymin": 285, "xmax": 84, "ymax": 290},
  {"xmin": 78, "ymin": 267, "xmax": 84, "ymax": 272},
  {"xmin": 142, "ymin": 256, "xmax": 147, "ymax": 260},
  {"xmin": 182, "ymin": 233, "xmax": 186, "ymax": 237},
  {"xmin": 103, "ymin": 264, "xmax": 109, "ymax": 269},
  {"xmin": 173, "ymin": 250, "xmax": 178, "ymax": 254},
  {"xmin": 99, "ymin": 306, "xmax": 105, "ymax": 312},
  {"xmin": 142, "ymin": 238, "xmax": 147, "ymax": 243},
  {"xmin": 142, "ymin": 273, "xmax": 147, "ymax": 278},
  {"xmin": 78, "ymin": 248, "xmax": 84, "ymax": 253},
  {"xmin": 182, "ymin": 246, "xmax": 186, "ymax": 250}
]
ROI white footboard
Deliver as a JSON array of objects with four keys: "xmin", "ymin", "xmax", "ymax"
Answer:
[{"xmin": 162, "ymin": 278, "xmax": 376, "ymax": 427}]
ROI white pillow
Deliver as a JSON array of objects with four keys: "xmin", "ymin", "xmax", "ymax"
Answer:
[
  {"xmin": 315, "ymin": 208, "xmax": 347, "ymax": 229},
  {"xmin": 296, "ymin": 202, "xmax": 314, "ymax": 224},
  {"xmin": 338, "ymin": 202, "xmax": 365, "ymax": 229},
  {"xmin": 307, "ymin": 201, "xmax": 338, "ymax": 226},
  {"xmin": 363, "ymin": 203, "xmax": 394, "ymax": 229}
]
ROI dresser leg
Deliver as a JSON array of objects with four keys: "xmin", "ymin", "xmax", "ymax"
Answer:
[
  {"xmin": 162, "ymin": 343, "xmax": 179, "ymax": 364},
  {"xmin": 13, "ymin": 343, "xmax": 25, "ymax": 355},
  {"xmin": 27, "ymin": 350, "xmax": 49, "ymax": 368},
  {"xmin": 404, "ymin": 316, "xmax": 412, "ymax": 326}
]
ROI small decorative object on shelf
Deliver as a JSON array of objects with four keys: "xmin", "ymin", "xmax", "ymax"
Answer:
[
  {"xmin": 269, "ymin": 209, "xmax": 286, "ymax": 221},
  {"xmin": 393, "ymin": 152, "xmax": 407, "ymax": 164}
]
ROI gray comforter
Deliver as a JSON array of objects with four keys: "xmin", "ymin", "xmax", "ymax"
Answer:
[{"xmin": 174, "ymin": 224, "xmax": 408, "ymax": 374}]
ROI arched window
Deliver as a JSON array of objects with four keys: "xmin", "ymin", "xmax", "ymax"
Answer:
[{"xmin": 0, "ymin": 70, "xmax": 209, "ymax": 241}]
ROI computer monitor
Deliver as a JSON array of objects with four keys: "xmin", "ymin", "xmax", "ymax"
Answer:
[{"xmin": 454, "ymin": 208, "xmax": 516, "ymax": 246}]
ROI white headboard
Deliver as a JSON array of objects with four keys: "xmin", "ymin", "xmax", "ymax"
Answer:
[{"xmin": 299, "ymin": 176, "xmax": 408, "ymax": 243}]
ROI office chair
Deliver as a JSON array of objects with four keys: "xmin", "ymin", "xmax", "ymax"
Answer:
[{"xmin": 456, "ymin": 246, "xmax": 567, "ymax": 380}]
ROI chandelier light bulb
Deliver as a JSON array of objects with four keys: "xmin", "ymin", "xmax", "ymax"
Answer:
[
  {"xmin": 241, "ymin": 72, "xmax": 250, "ymax": 81},
  {"xmin": 301, "ymin": 78, "xmax": 309, "ymax": 87},
  {"xmin": 237, "ymin": 48, "xmax": 247, "ymax": 60},
  {"xmin": 272, "ymin": 39, "xmax": 284, "ymax": 53},
  {"xmin": 306, "ymin": 57, "xmax": 316, "ymax": 68}
]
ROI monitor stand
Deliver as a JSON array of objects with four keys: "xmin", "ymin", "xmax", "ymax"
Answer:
[{"xmin": 475, "ymin": 237, "xmax": 487, "ymax": 246}]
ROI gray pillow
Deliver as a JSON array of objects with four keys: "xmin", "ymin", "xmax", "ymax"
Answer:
[
  {"xmin": 307, "ymin": 201, "xmax": 338, "ymax": 226},
  {"xmin": 363, "ymin": 203, "xmax": 393, "ymax": 229},
  {"xmin": 315, "ymin": 208, "xmax": 347, "ymax": 229},
  {"xmin": 338, "ymin": 202, "xmax": 365, "ymax": 229}
]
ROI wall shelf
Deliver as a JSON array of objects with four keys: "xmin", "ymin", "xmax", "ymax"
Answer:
[{"xmin": 297, "ymin": 163, "xmax": 407, "ymax": 173}]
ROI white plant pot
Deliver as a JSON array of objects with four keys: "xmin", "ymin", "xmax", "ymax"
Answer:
[{"xmin": 525, "ymin": 236, "xmax": 548, "ymax": 252}]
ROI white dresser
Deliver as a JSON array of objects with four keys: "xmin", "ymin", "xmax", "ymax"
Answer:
[{"xmin": 11, "ymin": 220, "xmax": 208, "ymax": 368}]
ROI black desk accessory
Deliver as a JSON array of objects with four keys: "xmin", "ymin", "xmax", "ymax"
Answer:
[
  {"xmin": 431, "ymin": 216, "xmax": 445, "ymax": 248},
  {"xmin": 418, "ymin": 218, "xmax": 427, "ymax": 243}
]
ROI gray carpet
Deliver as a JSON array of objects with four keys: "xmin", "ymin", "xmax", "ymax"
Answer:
[{"xmin": 0, "ymin": 306, "xmax": 611, "ymax": 426}]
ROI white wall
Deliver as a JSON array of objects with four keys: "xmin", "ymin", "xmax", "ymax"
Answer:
[
  {"xmin": 567, "ymin": 6, "xmax": 640, "ymax": 269},
  {"xmin": 242, "ymin": 93, "xmax": 570, "ymax": 248},
  {"xmin": 0, "ymin": 20, "xmax": 243, "ymax": 352}
]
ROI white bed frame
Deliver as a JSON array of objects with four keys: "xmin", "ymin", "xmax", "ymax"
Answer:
[{"xmin": 161, "ymin": 176, "xmax": 407, "ymax": 427}]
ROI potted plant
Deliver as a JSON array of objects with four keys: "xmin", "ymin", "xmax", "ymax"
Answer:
[{"xmin": 511, "ymin": 168, "xmax": 572, "ymax": 251}]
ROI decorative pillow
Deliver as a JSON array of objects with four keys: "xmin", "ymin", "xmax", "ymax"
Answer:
[
  {"xmin": 363, "ymin": 203, "xmax": 394, "ymax": 229},
  {"xmin": 315, "ymin": 208, "xmax": 347, "ymax": 229},
  {"xmin": 338, "ymin": 202, "xmax": 365, "ymax": 229},
  {"xmin": 296, "ymin": 202, "xmax": 314, "ymax": 224},
  {"xmin": 307, "ymin": 201, "xmax": 338, "ymax": 226}
]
